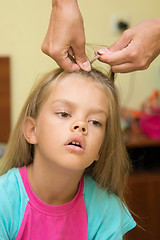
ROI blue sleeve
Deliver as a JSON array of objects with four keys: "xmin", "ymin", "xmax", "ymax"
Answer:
[
  {"xmin": 83, "ymin": 175, "xmax": 136, "ymax": 240},
  {"xmin": 0, "ymin": 168, "xmax": 28, "ymax": 240}
]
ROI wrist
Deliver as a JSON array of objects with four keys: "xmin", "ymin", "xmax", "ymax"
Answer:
[
  {"xmin": 52, "ymin": 0, "xmax": 77, "ymax": 7},
  {"xmin": 155, "ymin": 17, "xmax": 160, "ymax": 29},
  {"xmin": 154, "ymin": 18, "xmax": 160, "ymax": 38}
]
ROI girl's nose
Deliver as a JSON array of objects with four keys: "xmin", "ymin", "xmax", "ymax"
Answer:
[{"xmin": 70, "ymin": 121, "xmax": 88, "ymax": 135}]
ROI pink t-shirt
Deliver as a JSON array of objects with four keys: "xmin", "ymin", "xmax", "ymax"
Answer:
[{"xmin": 16, "ymin": 167, "xmax": 88, "ymax": 240}]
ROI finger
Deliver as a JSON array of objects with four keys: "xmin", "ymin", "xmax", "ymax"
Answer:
[
  {"xmin": 42, "ymin": 44, "xmax": 80, "ymax": 72},
  {"xmin": 111, "ymin": 62, "xmax": 139, "ymax": 73},
  {"xmin": 72, "ymin": 43, "xmax": 91, "ymax": 71},
  {"xmin": 108, "ymin": 30, "xmax": 132, "ymax": 52},
  {"xmin": 97, "ymin": 29, "xmax": 133, "ymax": 65},
  {"xmin": 68, "ymin": 48, "xmax": 74, "ymax": 57},
  {"xmin": 77, "ymin": 59, "xmax": 91, "ymax": 72},
  {"xmin": 53, "ymin": 54, "xmax": 80, "ymax": 72},
  {"xmin": 59, "ymin": 59, "xmax": 80, "ymax": 72},
  {"xmin": 98, "ymin": 48, "xmax": 131, "ymax": 66}
]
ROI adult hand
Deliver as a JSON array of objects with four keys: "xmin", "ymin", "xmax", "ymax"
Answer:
[
  {"xmin": 41, "ymin": 0, "xmax": 91, "ymax": 72},
  {"xmin": 97, "ymin": 18, "xmax": 160, "ymax": 73}
]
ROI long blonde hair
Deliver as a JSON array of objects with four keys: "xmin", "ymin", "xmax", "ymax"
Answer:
[{"xmin": 0, "ymin": 68, "xmax": 130, "ymax": 202}]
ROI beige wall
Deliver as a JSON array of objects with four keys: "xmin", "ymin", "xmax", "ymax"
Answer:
[{"xmin": 0, "ymin": 0, "xmax": 160, "ymax": 127}]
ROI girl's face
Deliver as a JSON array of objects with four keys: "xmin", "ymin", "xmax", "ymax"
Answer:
[{"xmin": 31, "ymin": 74, "xmax": 108, "ymax": 172}]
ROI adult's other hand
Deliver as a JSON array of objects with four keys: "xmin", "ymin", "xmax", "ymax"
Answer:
[{"xmin": 98, "ymin": 18, "xmax": 160, "ymax": 73}]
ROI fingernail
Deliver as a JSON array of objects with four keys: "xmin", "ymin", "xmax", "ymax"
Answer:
[
  {"xmin": 82, "ymin": 60, "xmax": 91, "ymax": 71},
  {"xmin": 98, "ymin": 48, "xmax": 110, "ymax": 54}
]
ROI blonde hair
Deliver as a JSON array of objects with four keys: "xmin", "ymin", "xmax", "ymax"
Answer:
[{"xmin": 0, "ymin": 68, "xmax": 130, "ymax": 202}]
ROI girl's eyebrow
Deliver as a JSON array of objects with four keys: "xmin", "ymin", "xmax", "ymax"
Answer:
[
  {"xmin": 51, "ymin": 99, "xmax": 108, "ymax": 117},
  {"xmin": 51, "ymin": 99, "xmax": 73, "ymax": 107}
]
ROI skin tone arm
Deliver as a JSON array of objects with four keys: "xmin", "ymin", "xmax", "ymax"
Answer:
[
  {"xmin": 41, "ymin": 0, "xmax": 91, "ymax": 72},
  {"xmin": 97, "ymin": 18, "xmax": 160, "ymax": 73}
]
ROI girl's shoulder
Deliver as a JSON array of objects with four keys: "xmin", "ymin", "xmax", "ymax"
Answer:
[
  {"xmin": 83, "ymin": 174, "xmax": 136, "ymax": 240},
  {"xmin": 0, "ymin": 167, "xmax": 28, "ymax": 209},
  {"xmin": 0, "ymin": 168, "xmax": 19, "ymax": 195},
  {"xmin": 83, "ymin": 174, "xmax": 121, "ymax": 205},
  {"xmin": 0, "ymin": 168, "xmax": 25, "ymax": 197},
  {"xmin": 0, "ymin": 168, "xmax": 28, "ymax": 239}
]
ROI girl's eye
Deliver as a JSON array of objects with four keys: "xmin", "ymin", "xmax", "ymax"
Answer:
[
  {"xmin": 89, "ymin": 120, "xmax": 102, "ymax": 127},
  {"xmin": 57, "ymin": 112, "xmax": 70, "ymax": 118}
]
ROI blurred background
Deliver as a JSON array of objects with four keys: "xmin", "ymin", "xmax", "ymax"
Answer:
[{"xmin": 0, "ymin": 0, "xmax": 160, "ymax": 239}]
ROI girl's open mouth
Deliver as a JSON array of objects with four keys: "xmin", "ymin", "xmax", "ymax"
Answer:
[{"xmin": 65, "ymin": 137, "xmax": 85, "ymax": 152}]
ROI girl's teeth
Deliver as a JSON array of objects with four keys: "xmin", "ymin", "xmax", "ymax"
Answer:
[{"xmin": 72, "ymin": 141, "xmax": 80, "ymax": 146}]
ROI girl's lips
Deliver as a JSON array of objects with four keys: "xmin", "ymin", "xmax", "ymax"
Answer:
[
  {"xmin": 65, "ymin": 135, "xmax": 85, "ymax": 152},
  {"xmin": 65, "ymin": 144, "xmax": 85, "ymax": 153}
]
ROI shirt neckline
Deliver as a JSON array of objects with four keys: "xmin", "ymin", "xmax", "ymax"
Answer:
[{"xmin": 19, "ymin": 166, "xmax": 84, "ymax": 216}]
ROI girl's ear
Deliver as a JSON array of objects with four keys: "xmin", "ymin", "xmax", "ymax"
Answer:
[{"xmin": 22, "ymin": 116, "xmax": 37, "ymax": 144}]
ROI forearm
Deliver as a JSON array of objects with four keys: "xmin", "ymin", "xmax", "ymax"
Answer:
[
  {"xmin": 155, "ymin": 17, "xmax": 160, "ymax": 26},
  {"xmin": 51, "ymin": 0, "xmax": 82, "ymax": 24},
  {"xmin": 154, "ymin": 17, "xmax": 160, "ymax": 51},
  {"xmin": 52, "ymin": 0, "xmax": 78, "ymax": 7}
]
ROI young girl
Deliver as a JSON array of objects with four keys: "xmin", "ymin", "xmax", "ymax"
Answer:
[{"xmin": 0, "ymin": 68, "xmax": 136, "ymax": 239}]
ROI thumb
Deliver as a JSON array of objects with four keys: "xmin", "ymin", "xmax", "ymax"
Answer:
[
  {"xmin": 73, "ymin": 48, "xmax": 91, "ymax": 72},
  {"xmin": 98, "ymin": 31, "xmax": 132, "ymax": 55}
]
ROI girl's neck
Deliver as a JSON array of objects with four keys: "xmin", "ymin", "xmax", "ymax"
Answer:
[{"xmin": 27, "ymin": 161, "xmax": 83, "ymax": 205}]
